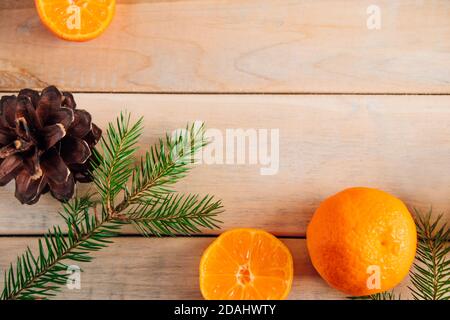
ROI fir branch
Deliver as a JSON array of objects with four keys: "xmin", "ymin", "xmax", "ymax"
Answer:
[
  {"xmin": 92, "ymin": 111, "xmax": 143, "ymax": 211},
  {"xmin": 409, "ymin": 209, "xmax": 450, "ymax": 300},
  {"xmin": 1, "ymin": 197, "xmax": 122, "ymax": 300},
  {"xmin": 125, "ymin": 193, "xmax": 223, "ymax": 236},
  {"xmin": 1, "ymin": 114, "xmax": 223, "ymax": 300},
  {"xmin": 116, "ymin": 123, "xmax": 208, "ymax": 211},
  {"xmin": 350, "ymin": 291, "xmax": 399, "ymax": 300}
]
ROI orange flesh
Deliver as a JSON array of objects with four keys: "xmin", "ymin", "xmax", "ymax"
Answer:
[
  {"xmin": 35, "ymin": 0, "xmax": 115, "ymax": 41},
  {"xmin": 199, "ymin": 228, "xmax": 294, "ymax": 300}
]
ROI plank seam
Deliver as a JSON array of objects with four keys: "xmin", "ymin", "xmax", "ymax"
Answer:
[
  {"xmin": 2, "ymin": 91, "xmax": 450, "ymax": 96},
  {"xmin": 0, "ymin": 234, "xmax": 306, "ymax": 239}
]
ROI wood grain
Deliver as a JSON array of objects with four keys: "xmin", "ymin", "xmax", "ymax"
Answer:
[
  {"xmin": 1, "ymin": 0, "xmax": 450, "ymax": 93},
  {"xmin": 0, "ymin": 93, "xmax": 449, "ymax": 236},
  {"xmin": 0, "ymin": 237, "xmax": 416, "ymax": 300}
]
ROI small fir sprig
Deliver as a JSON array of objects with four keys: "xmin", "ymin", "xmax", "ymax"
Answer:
[
  {"xmin": 351, "ymin": 209, "xmax": 449, "ymax": 300},
  {"xmin": 409, "ymin": 209, "xmax": 449, "ymax": 300},
  {"xmin": 0, "ymin": 112, "xmax": 223, "ymax": 300},
  {"xmin": 351, "ymin": 290, "xmax": 400, "ymax": 300}
]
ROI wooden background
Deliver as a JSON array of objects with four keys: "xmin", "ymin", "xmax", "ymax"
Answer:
[{"xmin": 0, "ymin": 0, "xmax": 449, "ymax": 299}]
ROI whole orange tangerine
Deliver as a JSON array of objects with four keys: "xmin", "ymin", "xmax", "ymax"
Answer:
[
  {"xmin": 199, "ymin": 228, "xmax": 294, "ymax": 300},
  {"xmin": 307, "ymin": 187, "xmax": 417, "ymax": 296}
]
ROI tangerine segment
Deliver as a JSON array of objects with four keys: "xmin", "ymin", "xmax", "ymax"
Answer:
[
  {"xmin": 200, "ymin": 228, "xmax": 293, "ymax": 300},
  {"xmin": 35, "ymin": 0, "xmax": 116, "ymax": 41}
]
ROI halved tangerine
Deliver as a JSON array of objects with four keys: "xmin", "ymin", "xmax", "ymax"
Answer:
[
  {"xmin": 199, "ymin": 228, "xmax": 294, "ymax": 300},
  {"xmin": 35, "ymin": 0, "xmax": 116, "ymax": 41}
]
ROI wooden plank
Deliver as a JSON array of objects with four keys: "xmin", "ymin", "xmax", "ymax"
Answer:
[
  {"xmin": 1, "ymin": 1, "xmax": 450, "ymax": 93},
  {"xmin": 0, "ymin": 93, "xmax": 449, "ymax": 236},
  {"xmin": 0, "ymin": 237, "xmax": 416, "ymax": 300}
]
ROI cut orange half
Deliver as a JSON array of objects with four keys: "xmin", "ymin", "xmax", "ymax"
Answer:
[
  {"xmin": 35, "ymin": 0, "xmax": 116, "ymax": 41},
  {"xmin": 199, "ymin": 228, "xmax": 294, "ymax": 300}
]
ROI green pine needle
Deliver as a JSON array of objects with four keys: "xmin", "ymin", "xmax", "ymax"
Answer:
[
  {"xmin": 1, "ymin": 112, "xmax": 223, "ymax": 300},
  {"xmin": 92, "ymin": 111, "xmax": 143, "ymax": 209},
  {"xmin": 1, "ymin": 196, "xmax": 122, "ymax": 300},
  {"xmin": 351, "ymin": 291, "xmax": 400, "ymax": 300},
  {"xmin": 409, "ymin": 209, "xmax": 449, "ymax": 300},
  {"xmin": 118, "ymin": 122, "xmax": 208, "ymax": 210},
  {"xmin": 127, "ymin": 193, "xmax": 223, "ymax": 236}
]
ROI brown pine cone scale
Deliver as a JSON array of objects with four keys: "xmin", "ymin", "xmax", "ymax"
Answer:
[{"xmin": 0, "ymin": 86, "xmax": 101, "ymax": 204}]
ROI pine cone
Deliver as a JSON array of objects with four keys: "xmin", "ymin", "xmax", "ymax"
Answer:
[{"xmin": 0, "ymin": 86, "xmax": 102, "ymax": 204}]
